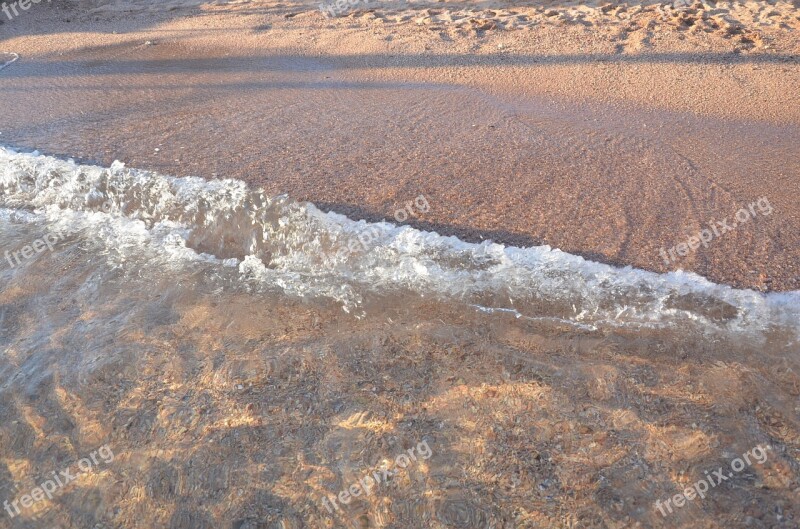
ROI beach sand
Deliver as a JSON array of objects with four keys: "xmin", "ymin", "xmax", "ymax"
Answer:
[
  {"xmin": 0, "ymin": 3, "xmax": 799, "ymax": 529},
  {"xmin": 0, "ymin": 0, "xmax": 798, "ymax": 291}
]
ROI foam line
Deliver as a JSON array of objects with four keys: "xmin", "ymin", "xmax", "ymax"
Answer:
[{"xmin": 0, "ymin": 145, "xmax": 797, "ymax": 337}]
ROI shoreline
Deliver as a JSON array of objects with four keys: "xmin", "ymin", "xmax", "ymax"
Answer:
[{"xmin": 0, "ymin": 1, "xmax": 798, "ymax": 292}]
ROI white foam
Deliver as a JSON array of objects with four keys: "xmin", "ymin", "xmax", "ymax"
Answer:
[{"xmin": 1, "ymin": 146, "xmax": 798, "ymax": 337}]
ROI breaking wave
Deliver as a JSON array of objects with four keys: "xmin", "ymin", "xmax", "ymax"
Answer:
[{"xmin": 1, "ymin": 146, "xmax": 797, "ymax": 338}]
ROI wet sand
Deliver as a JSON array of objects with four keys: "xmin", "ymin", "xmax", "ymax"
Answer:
[{"xmin": 1, "ymin": 1, "xmax": 799, "ymax": 291}]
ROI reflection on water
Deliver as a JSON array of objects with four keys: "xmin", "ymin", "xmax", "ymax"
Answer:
[{"xmin": 0, "ymin": 147, "xmax": 798, "ymax": 528}]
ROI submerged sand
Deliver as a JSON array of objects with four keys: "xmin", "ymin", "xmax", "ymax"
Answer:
[{"xmin": 0, "ymin": 209, "xmax": 798, "ymax": 529}]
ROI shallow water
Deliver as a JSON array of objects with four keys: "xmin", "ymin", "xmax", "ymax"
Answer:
[{"xmin": 0, "ymin": 147, "xmax": 799, "ymax": 528}]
